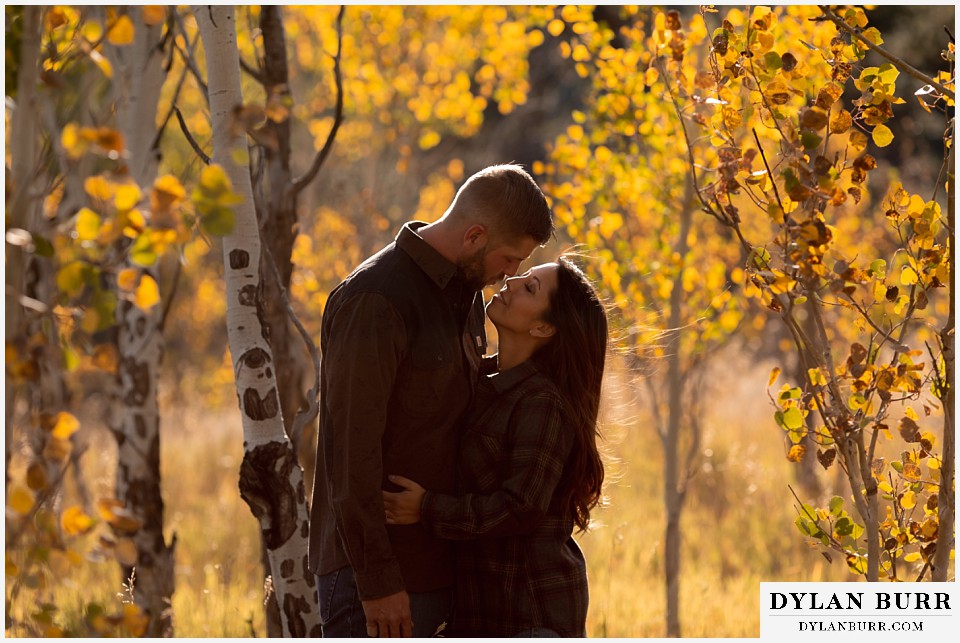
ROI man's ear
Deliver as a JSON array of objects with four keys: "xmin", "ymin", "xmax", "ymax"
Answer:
[
  {"xmin": 529, "ymin": 322, "xmax": 556, "ymax": 339},
  {"xmin": 462, "ymin": 223, "xmax": 488, "ymax": 250}
]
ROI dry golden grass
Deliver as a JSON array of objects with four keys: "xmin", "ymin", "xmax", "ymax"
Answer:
[{"xmin": 9, "ymin": 352, "xmax": 864, "ymax": 637}]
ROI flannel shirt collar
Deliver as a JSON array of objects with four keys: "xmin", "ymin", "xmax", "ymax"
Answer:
[
  {"xmin": 486, "ymin": 359, "xmax": 540, "ymax": 394},
  {"xmin": 396, "ymin": 221, "xmax": 460, "ymax": 291}
]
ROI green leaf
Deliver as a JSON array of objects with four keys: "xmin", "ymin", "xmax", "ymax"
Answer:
[
  {"xmin": 801, "ymin": 131, "xmax": 822, "ymax": 149},
  {"xmin": 33, "ymin": 234, "xmax": 55, "ymax": 258},
  {"xmin": 763, "ymin": 51, "xmax": 782, "ymax": 70},
  {"xmin": 835, "ymin": 516, "xmax": 853, "ymax": 536},
  {"xmin": 828, "ymin": 496, "xmax": 844, "ymax": 515},
  {"xmin": 200, "ymin": 205, "xmax": 236, "ymax": 237},
  {"xmin": 56, "ymin": 262, "xmax": 88, "ymax": 297},
  {"xmin": 130, "ymin": 234, "xmax": 157, "ymax": 267},
  {"xmin": 782, "ymin": 407, "xmax": 803, "ymax": 430}
]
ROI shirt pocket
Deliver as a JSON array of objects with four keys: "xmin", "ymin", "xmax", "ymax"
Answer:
[{"xmin": 397, "ymin": 336, "xmax": 458, "ymax": 422}]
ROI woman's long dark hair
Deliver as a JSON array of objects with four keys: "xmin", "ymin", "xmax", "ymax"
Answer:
[{"xmin": 531, "ymin": 257, "xmax": 607, "ymax": 532}]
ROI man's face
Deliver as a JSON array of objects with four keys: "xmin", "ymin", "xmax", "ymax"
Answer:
[{"xmin": 459, "ymin": 235, "xmax": 539, "ymax": 291}]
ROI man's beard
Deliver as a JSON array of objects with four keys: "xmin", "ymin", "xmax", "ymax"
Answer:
[{"xmin": 457, "ymin": 245, "xmax": 488, "ymax": 291}]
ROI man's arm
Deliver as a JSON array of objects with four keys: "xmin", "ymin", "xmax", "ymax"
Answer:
[{"xmin": 323, "ymin": 292, "xmax": 407, "ymax": 598}]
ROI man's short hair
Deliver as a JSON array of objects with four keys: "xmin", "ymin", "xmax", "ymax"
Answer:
[{"xmin": 448, "ymin": 164, "xmax": 554, "ymax": 245}]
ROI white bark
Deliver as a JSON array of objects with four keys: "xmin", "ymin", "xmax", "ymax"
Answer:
[
  {"xmin": 193, "ymin": 6, "xmax": 320, "ymax": 636},
  {"xmin": 105, "ymin": 11, "xmax": 177, "ymax": 636}
]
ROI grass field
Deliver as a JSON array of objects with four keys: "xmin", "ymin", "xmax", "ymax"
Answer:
[{"xmin": 9, "ymin": 350, "xmax": 866, "ymax": 638}]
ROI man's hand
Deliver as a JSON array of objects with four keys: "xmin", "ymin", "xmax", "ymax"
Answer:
[{"xmin": 361, "ymin": 590, "xmax": 413, "ymax": 637}]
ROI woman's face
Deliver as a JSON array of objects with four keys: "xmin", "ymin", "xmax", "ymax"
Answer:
[{"xmin": 486, "ymin": 263, "xmax": 559, "ymax": 337}]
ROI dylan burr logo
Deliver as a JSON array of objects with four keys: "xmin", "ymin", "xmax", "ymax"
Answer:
[{"xmin": 760, "ymin": 582, "xmax": 956, "ymax": 638}]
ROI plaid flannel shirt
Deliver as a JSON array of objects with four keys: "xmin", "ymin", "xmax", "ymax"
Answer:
[{"xmin": 421, "ymin": 360, "xmax": 589, "ymax": 637}]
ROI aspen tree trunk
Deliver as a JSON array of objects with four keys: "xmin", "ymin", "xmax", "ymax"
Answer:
[
  {"xmin": 104, "ymin": 11, "xmax": 176, "ymax": 635},
  {"xmin": 194, "ymin": 6, "xmax": 320, "ymax": 636},
  {"xmin": 5, "ymin": 6, "xmax": 42, "ymax": 483},
  {"xmin": 932, "ymin": 122, "xmax": 955, "ymax": 581},
  {"xmin": 663, "ymin": 196, "xmax": 695, "ymax": 638}
]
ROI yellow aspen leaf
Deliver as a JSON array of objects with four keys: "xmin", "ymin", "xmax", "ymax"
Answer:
[
  {"xmin": 770, "ymin": 273, "xmax": 796, "ymax": 294},
  {"xmin": 134, "ymin": 275, "xmax": 161, "ymax": 310},
  {"xmin": 645, "ymin": 66, "xmax": 659, "ymax": 86},
  {"xmin": 62, "ymin": 506, "xmax": 96, "ymax": 536},
  {"xmin": 903, "ymin": 462, "xmax": 922, "ymax": 481},
  {"xmin": 142, "ymin": 6, "xmax": 166, "ymax": 26},
  {"xmin": 125, "ymin": 209, "xmax": 147, "ymax": 236},
  {"xmin": 830, "ymin": 109, "xmax": 853, "ymax": 134},
  {"xmin": 904, "ymin": 552, "xmax": 922, "ymax": 563},
  {"xmin": 768, "ymin": 367, "xmax": 781, "ymax": 386},
  {"xmin": 45, "ymin": 6, "xmax": 68, "ymax": 30},
  {"xmin": 878, "ymin": 481, "xmax": 894, "ymax": 494},
  {"xmin": 927, "ymin": 458, "xmax": 941, "ymax": 471},
  {"xmin": 900, "ymin": 265, "xmax": 918, "ymax": 286},
  {"xmin": 418, "ymin": 130, "xmax": 441, "ymax": 150},
  {"xmin": 115, "ymin": 184, "xmax": 142, "ymax": 211},
  {"xmin": 76, "ymin": 208, "xmax": 101, "ymax": 241},
  {"xmin": 117, "ymin": 268, "xmax": 139, "ymax": 291},
  {"xmin": 9, "ymin": 487, "xmax": 34, "ymax": 515},
  {"xmin": 85, "ymin": 175, "xmax": 114, "ymax": 202},
  {"xmin": 52, "ymin": 411, "xmax": 80, "ymax": 439},
  {"xmin": 900, "ymin": 490, "xmax": 916, "ymax": 510},
  {"xmin": 566, "ymin": 124, "xmax": 584, "ymax": 141},
  {"xmin": 599, "ymin": 212, "xmax": 623, "ymax": 238},
  {"xmin": 920, "ymin": 519, "xmax": 938, "ymax": 539},
  {"xmin": 153, "ymin": 174, "xmax": 186, "ymax": 201},
  {"xmin": 122, "ymin": 604, "xmax": 150, "ymax": 637},
  {"xmin": 547, "ymin": 19, "xmax": 565, "ymax": 37},
  {"xmin": 115, "ymin": 538, "xmax": 138, "ymax": 566},
  {"xmin": 107, "ymin": 15, "xmax": 136, "ymax": 45},
  {"xmin": 872, "ymin": 123, "xmax": 894, "ymax": 147},
  {"xmin": 62, "ymin": 123, "xmax": 85, "ymax": 158},
  {"xmin": 787, "ymin": 444, "xmax": 806, "ymax": 462},
  {"xmin": 849, "ymin": 130, "xmax": 869, "ymax": 152}
]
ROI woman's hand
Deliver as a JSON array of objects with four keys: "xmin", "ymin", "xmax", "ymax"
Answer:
[{"xmin": 383, "ymin": 475, "xmax": 426, "ymax": 525}]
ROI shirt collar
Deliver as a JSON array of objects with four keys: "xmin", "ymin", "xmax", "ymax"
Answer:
[
  {"xmin": 396, "ymin": 221, "xmax": 459, "ymax": 290},
  {"xmin": 486, "ymin": 359, "xmax": 540, "ymax": 394}
]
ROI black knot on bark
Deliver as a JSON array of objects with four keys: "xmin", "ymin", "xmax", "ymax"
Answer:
[
  {"xmin": 238, "ymin": 441, "xmax": 300, "ymax": 550},
  {"xmin": 229, "ymin": 249, "xmax": 250, "ymax": 269}
]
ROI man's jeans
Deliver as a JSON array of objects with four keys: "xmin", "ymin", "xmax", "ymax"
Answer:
[{"xmin": 317, "ymin": 567, "xmax": 451, "ymax": 638}]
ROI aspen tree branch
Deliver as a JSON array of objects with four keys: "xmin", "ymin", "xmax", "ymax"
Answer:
[
  {"xmin": 291, "ymin": 5, "xmax": 345, "ymax": 196},
  {"xmin": 820, "ymin": 6, "xmax": 954, "ymax": 99},
  {"xmin": 172, "ymin": 12, "xmax": 210, "ymax": 104},
  {"xmin": 173, "ymin": 105, "xmax": 211, "ymax": 165},
  {"xmin": 239, "ymin": 56, "xmax": 266, "ymax": 84}
]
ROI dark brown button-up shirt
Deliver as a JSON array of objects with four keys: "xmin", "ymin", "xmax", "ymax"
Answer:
[{"xmin": 309, "ymin": 222, "xmax": 486, "ymax": 600}]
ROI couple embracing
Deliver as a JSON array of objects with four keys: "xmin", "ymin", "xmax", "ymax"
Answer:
[{"xmin": 309, "ymin": 165, "xmax": 608, "ymax": 638}]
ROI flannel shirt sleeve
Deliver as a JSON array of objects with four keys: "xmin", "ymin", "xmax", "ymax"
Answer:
[
  {"xmin": 323, "ymin": 292, "xmax": 407, "ymax": 599},
  {"xmin": 420, "ymin": 389, "xmax": 570, "ymax": 540}
]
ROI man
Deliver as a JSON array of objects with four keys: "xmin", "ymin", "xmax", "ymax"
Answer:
[{"xmin": 309, "ymin": 164, "xmax": 554, "ymax": 637}]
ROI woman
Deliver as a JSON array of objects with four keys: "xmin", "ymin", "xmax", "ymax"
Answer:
[{"xmin": 383, "ymin": 257, "xmax": 608, "ymax": 637}]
